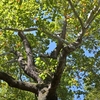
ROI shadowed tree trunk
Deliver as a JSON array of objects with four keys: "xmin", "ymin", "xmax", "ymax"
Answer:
[{"xmin": 38, "ymin": 88, "xmax": 58, "ymax": 100}]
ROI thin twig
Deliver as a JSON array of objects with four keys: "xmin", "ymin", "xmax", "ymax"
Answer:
[
  {"xmin": 0, "ymin": 27, "xmax": 37, "ymax": 32},
  {"xmin": 68, "ymin": 0, "xmax": 84, "ymax": 31},
  {"xmin": 0, "ymin": 52, "xmax": 11, "ymax": 56}
]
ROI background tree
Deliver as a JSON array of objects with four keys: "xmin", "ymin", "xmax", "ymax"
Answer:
[{"xmin": 0, "ymin": 0, "xmax": 100, "ymax": 100}]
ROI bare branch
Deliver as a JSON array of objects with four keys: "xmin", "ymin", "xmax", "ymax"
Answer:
[
  {"xmin": 0, "ymin": 72, "xmax": 38, "ymax": 94},
  {"xmin": 85, "ymin": 6, "xmax": 100, "ymax": 29},
  {"xmin": 24, "ymin": 28, "xmax": 37, "ymax": 31},
  {"xmin": 15, "ymin": 31, "xmax": 42, "ymax": 82},
  {"xmin": 18, "ymin": 31, "xmax": 35, "ymax": 66},
  {"xmin": 44, "ymin": 31, "xmax": 69, "ymax": 45},
  {"xmin": 64, "ymin": 39, "xmax": 81, "ymax": 54},
  {"xmin": 68, "ymin": 0, "xmax": 84, "ymax": 31},
  {"xmin": 39, "ymin": 53, "xmax": 57, "ymax": 59},
  {"xmin": 75, "ymin": 5, "xmax": 100, "ymax": 45}
]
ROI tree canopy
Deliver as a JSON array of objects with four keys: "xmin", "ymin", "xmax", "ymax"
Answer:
[{"xmin": 0, "ymin": 0, "xmax": 100, "ymax": 100}]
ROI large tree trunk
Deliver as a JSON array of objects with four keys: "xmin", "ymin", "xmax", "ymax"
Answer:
[{"xmin": 38, "ymin": 87, "xmax": 58, "ymax": 100}]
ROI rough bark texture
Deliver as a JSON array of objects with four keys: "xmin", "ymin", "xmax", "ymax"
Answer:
[
  {"xmin": 0, "ymin": 72, "xmax": 38, "ymax": 94},
  {"xmin": 38, "ymin": 87, "xmax": 58, "ymax": 100},
  {"xmin": 0, "ymin": 1, "xmax": 100, "ymax": 100}
]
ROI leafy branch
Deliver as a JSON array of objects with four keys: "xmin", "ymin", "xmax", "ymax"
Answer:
[
  {"xmin": 64, "ymin": 1, "xmax": 100, "ymax": 53},
  {"xmin": 44, "ymin": 31, "xmax": 69, "ymax": 45},
  {"xmin": 0, "ymin": 27, "xmax": 37, "ymax": 32},
  {"xmin": 67, "ymin": 0, "xmax": 84, "ymax": 31},
  {"xmin": 45, "ymin": 19, "xmax": 67, "ymax": 94},
  {"xmin": 48, "ymin": 1, "xmax": 100, "ymax": 94}
]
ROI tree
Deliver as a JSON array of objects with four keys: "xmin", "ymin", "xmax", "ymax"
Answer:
[
  {"xmin": 0, "ymin": 0, "xmax": 100, "ymax": 100},
  {"xmin": 85, "ymin": 88, "xmax": 100, "ymax": 100}
]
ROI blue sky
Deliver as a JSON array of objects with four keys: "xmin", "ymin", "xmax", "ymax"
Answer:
[{"xmin": 46, "ymin": 41, "xmax": 56, "ymax": 53}]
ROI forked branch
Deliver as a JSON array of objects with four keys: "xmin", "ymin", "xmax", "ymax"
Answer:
[
  {"xmin": 50, "ymin": 18, "xmax": 67, "ymax": 58},
  {"xmin": 17, "ymin": 31, "xmax": 41, "ymax": 83},
  {"xmin": 48, "ymin": 49, "xmax": 66, "ymax": 95},
  {"xmin": 64, "ymin": 1, "xmax": 100, "ymax": 53},
  {"xmin": 85, "ymin": 6, "xmax": 100, "ymax": 29}
]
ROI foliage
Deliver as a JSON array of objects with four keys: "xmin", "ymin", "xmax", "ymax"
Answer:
[
  {"xmin": 0, "ymin": 81, "xmax": 35, "ymax": 100},
  {"xmin": 0, "ymin": 0, "xmax": 100, "ymax": 100},
  {"xmin": 85, "ymin": 87, "xmax": 100, "ymax": 100}
]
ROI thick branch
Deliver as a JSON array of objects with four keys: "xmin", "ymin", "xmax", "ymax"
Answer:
[
  {"xmin": 43, "ymin": 31, "xmax": 69, "ymax": 45},
  {"xmin": 48, "ymin": 3, "xmax": 100, "ymax": 94},
  {"xmin": 17, "ymin": 31, "xmax": 41, "ymax": 82},
  {"xmin": 50, "ymin": 19, "xmax": 67, "ymax": 58},
  {"xmin": 0, "ymin": 72, "xmax": 38, "ymax": 94},
  {"xmin": 68, "ymin": 0, "xmax": 84, "ymax": 31},
  {"xmin": 75, "ymin": 5, "xmax": 100, "ymax": 46},
  {"xmin": 13, "ymin": 50, "xmax": 41, "ymax": 83},
  {"xmin": 18, "ymin": 31, "xmax": 35, "ymax": 67},
  {"xmin": 55, "ymin": 19, "xmax": 67, "ymax": 54},
  {"xmin": 64, "ymin": 38, "xmax": 82, "ymax": 54},
  {"xmin": 39, "ymin": 53, "xmax": 57, "ymax": 59},
  {"xmin": 48, "ymin": 49, "xmax": 66, "ymax": 95}
]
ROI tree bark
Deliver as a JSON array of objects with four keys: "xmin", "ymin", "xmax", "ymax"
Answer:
[{"xmin": 38, "ymin": 87, "xmax": 58, "ymax": 100}]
